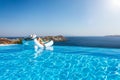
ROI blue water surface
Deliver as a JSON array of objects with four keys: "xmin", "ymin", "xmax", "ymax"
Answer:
[{"xmin": 0, "ymin": 41, "xmax": 120, "ymax": 80}]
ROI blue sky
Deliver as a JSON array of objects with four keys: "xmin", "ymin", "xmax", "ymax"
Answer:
[{"xmin": 0, "ymin": 0, "xmax": 120, "ymax": 36}]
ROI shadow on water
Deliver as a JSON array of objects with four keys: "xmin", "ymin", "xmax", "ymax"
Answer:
[
  {"xmin": 71, "ymin": 50, "xmax": 120, "ymax": 59},
  {"xmin": 53, "ymin": 45, "xmax": 120, "ymax": 59},
  {"xmin": 53, "ymin": 47, "xmax": 120, "ymax": 59}
]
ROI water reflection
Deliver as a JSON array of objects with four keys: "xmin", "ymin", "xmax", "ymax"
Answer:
[{"xmin": 34, "ymin": 46, "xmax": 54, "ymax": 58}]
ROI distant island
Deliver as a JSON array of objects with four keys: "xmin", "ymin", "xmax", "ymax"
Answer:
[
  {"xmin": 24, "ymin": 35, "xmax": 66, "ymax": 42},
  {"xmin": 0, "ymin": 38, "xmax": 22, "ymax": 44},
  {"xmin": 105, "ymin": 35, "xmax": 120, "ymax": 37},
  {"xmin": 0, "ymin": 35, "xmax": 66, "ymax": 44}
]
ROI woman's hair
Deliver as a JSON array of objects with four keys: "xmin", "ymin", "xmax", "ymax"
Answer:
[
  {"xmin": 37, "ymin": 37, "xmax": 39, "ymax": 40},
  {"xmin": 37, "ymin": 37, "xmax": 43, "ymax": 42}
]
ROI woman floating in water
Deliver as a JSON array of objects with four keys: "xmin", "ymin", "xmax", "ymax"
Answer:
[
  {"xmin": 32, "ymin": 34, "xmax": 54, "ymax": 48},
  {"xmin": 37, "ymin": 37, "xmax": 45, "ymax": 46}
]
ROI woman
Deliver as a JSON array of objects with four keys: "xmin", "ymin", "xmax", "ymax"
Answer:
[{"xmin": 37, "ymin": 37, "xmax": 45, "ymax": 46}]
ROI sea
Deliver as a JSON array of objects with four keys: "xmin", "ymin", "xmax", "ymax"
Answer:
[
  {"xmin": 55, "ymin": 36, "xmax": 120, "ymax": 48},
  {"xmin": 0, "ymin": 36, "xmax": 120, "ymax": 80}
]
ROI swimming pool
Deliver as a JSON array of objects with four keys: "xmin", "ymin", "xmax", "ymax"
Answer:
[{"xmin": 0, "ymin": 44, "xmax": 120, "ymax": 80}]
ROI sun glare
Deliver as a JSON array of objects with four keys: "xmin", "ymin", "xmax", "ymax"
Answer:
[
  {"xmin": 110, "ymin": 0, "xmax": 120, "ymax": 9},
  {"xmin": 105, "ymin": 0, "xmax": 120, "ymax": 13}
]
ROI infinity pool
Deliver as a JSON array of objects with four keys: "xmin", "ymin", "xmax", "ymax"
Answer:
[{"xmin": 0, "ymin": 44, "xmax": 120, "ymax": 80}]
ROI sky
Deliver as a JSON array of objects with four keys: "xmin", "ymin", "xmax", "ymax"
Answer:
[{"xmin": 0, "ymin": 0, "xmax": 120, "ymax": 37}]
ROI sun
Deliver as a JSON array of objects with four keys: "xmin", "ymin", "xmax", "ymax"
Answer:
[
  {"xmin": 106, "ymin": 0, "xmax": 120, "ymax": 13},
  {"xmin": 110, "ymin": 0, "xmax": 120, "ymax": 8}
]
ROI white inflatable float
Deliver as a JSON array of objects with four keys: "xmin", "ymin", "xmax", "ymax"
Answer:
[
  {"xmin": 30, "ymin": 34, "xmax": 54, "ymax": 48},
  {"xmin": 34, "ymin": 38, "xmax": 54, "ymax": 48}
]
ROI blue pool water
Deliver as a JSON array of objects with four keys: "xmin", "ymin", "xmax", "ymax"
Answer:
[{"xmin": 0, "ymin": 38, "xmax": 120, "ymax": 80}]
